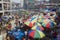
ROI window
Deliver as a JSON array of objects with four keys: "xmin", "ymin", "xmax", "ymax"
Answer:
[
  {"xmin": 0, "ymin": 4, "xmax": 2, "ymax": 10},
  {"xmin": 0, "ymin": 13, "xmax": 3, "ymax": 17},
  {"xmin": 7, "ymin": 4, "xmax": 10, "ymax": 10},
  {"xmin": 3, "ymin": 0, "xmax": 10, "ymax": 2},
  {"xmin": 4, "ymin": 12, "xmax": 10, "ymax": 15},
  {"xmin": 3, "ymin": 3, "xmax": 10, "ymax": 10},
  {"xmin": 3, "ymin": 3, "xmax": 7, "ymax": 10}
]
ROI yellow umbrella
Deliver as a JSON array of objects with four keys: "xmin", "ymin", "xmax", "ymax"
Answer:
[
  {"xmin": 28, "ymin": 30, "xmax": 45, "ymax": 38},
  {"xmin": 31, "ymin": 17, "xmax": 37, "ymax": 23},
  {"xmin": 24, "ymin": 21, "xmax": 30, "ymax": 26},
  {"xmin": 31, "ymin": 25, "xmax": 37, "ymax": 30},
  {"xmin": 31, "ymin": 22, "xmax": 44, "ymax": 31},
  {"xmin": 37, "ymin": 30, "xmax": 45, "ymax": 38},
  {"xmin": 43, "ymin": 19, "xmax": 50, "ymax": 24}
]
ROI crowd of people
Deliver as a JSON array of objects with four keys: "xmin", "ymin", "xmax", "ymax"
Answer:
[{"xmin": 0, "ymin": 11, "xmax": 60, "ymax": 40}]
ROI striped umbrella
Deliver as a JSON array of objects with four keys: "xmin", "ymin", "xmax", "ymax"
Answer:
[
  {"xmin": 31, "ymin": 22, "xmax": 44, "ymax": 31},
  {"xmin": 28, "ymin": 30, "xmax": 45, "ymax": 38},
  {"xmin": 24, "ymin": 17, "xmax": 37, "ymax": 28},
  {"xmin": 24, "ymin": 21, "xmax": 33, "ymax": 28}
]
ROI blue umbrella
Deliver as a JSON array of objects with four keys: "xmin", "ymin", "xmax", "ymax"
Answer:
[
  {"xmin": 13, "ymin": 30, "xmax": 25, "ymax": 40},
  {"xmin": 50, "ymin": 21, "xmax": 55, "ymax": 28}
]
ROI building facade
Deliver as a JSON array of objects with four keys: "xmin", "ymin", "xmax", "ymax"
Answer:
[
  {"xmin": 23, "ymin": 0, "xmax": 35, "ymax": 10},
  {"xmin": 10, "ymin": 0, "xmax": 24, "ymax": 15},
  {"xmin": 49, "ymin": 0, "xmax": 60, "ymax": 3},
  {"xmin": 11, "ymin": 2, "xmax": 21, "ymax": 15},
  {"xmin": 0, "ymin": 0, "xmax": 11, "ymax": 16},
  {"xmin": 23, "ymin": 0, "xmax": 28, "ymax": 10}
]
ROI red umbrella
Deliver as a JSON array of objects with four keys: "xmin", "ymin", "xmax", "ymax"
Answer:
[
  {"xmin": 29, "ymin": 22, "xmax": 33, "ymax": 28},
  {"xmin": 28, "ymin": 30, "xmax": 45, "ymax": 38},
  {"xmin": 46, "ymin": 22, "xmax": 50, "ymax": 28},
  {"xmin": 31, "ymin": 23, "xmax": 44, "ymax": 31}
]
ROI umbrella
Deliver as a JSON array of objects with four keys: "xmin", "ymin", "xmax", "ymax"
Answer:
[
  {"xmin": 29, "ymin": 22, "xmax": 33, "ymax": 28},
  {"xmin": 41, "ymin": 18, "xmax": 56, "ymax": 28},
  {"xmin": 24, "ymin": 21, "xmax": 33, "ymax": 28},
  {"xmin": 13, "ymin": 30, "xmax": 25, "ymax": 40},
  {"xmin": 24, "ymin": 21, "xmax": 30, "ymax": 26},
  {"xmin": 50, "ymin": 21, "xmax": 56, "ymax": 28},
  {"xmin": 28, "ymin": 30, "xmax": 45, "ymax": 38},
  {"xmin": 46, "ymin": 22, "xmax": 50, "ymax": 28},
  {"xmin": 37, "ymin": 18, "xmax": 43, "ymax": 23},
  {"xmin": 31, "ymin": 25, "xmax": 44, "ymax": 31},
  {"xmin": 43, "ymin": 19, "xmax": 50, "ymax": 24},
  {"xmin": 24, "ymin": 16, "xmax": 38, "ymax": 28},
  {"xmin": 31, "ymin": 22, "xmax": 44, "ymax": 31},
  {"xmin": 30, "ymin": 17, "xmax": 37, "ymax": 23},
  {"xmin": 42, "ymin": 23, "xmax": 46, "ymax": 27}
]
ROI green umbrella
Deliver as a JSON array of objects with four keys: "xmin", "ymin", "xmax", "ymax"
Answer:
[{"xmin": 28, "ymin": 30, "xmax": 45, "ymax": 38}]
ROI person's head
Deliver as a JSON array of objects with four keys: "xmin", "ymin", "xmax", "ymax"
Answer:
[
  {"xmin": 9, "ymin": 23, "xmax": 11, "ymax": 25},
  {"xmin": 43, "ymin": 13, "xmax": 46, "ymax": 16}
]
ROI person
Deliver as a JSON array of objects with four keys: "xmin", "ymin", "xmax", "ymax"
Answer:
[
  {"xmin": 7, "ymin": 30, "xmax": 14, "ymax": 40},
  {"xmin": 52, "ymin": 30, "xmax": 57, "ymax": 40}
]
